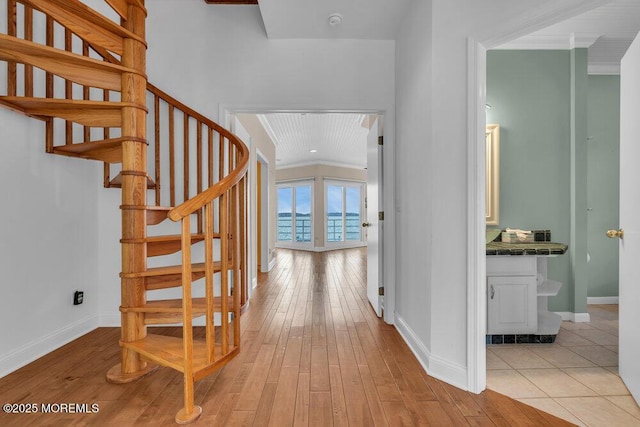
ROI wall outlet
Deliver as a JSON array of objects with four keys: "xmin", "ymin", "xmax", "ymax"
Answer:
[{"xmin": 73, "ymin": 291, "xmax": 84, "ymax": 305}]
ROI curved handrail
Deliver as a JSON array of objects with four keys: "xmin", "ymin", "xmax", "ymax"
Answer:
[
  {"xmin": 145, "ymin": 83, "xmax": 250, "ymax": 222},
  {"xmin": 167, "ymin": 132, "xmax": 249, "ymax": 222}
]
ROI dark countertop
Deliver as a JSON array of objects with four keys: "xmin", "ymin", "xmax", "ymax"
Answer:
[{"xmin": 486, "ymin": 241, "xmax": 568, "ymax": 256}]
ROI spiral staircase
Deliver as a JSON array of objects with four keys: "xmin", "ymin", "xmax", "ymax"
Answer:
[{"xmin": 0, "ymin": 0, "xmax": 248, "ymax": 423}]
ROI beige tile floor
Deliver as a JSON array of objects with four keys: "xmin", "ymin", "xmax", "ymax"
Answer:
[{"xmin": 487, "ymin": 305, "xmax": 640, "ymax": 426}]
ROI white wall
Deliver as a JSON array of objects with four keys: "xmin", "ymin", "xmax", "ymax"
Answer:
[
  {"xmin": 394, "ymin": 0, "xmax": 608, "ymax": 390},
  {"xmin": 0, "ymin": 108, "xmax": 102, "ymax": 377},
  {"xmin": 96, "ymin": 2, "xmax": 395, "ymax": 322}
]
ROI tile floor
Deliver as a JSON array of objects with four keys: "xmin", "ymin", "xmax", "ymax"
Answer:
[{"xmin": 487, "ymin": 305, "xmax": 640, "ymax": 426}]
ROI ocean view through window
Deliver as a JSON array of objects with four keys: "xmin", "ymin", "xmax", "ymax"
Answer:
[
  {"xmin": 277, "ymin": 181, "xmax": 312, "ymax": 245},
  {"xmin": 325, "ymin": 181, "xmax": 364, "ymax": 244}
]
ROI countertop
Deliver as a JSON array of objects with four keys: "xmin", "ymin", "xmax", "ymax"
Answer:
[{"xmin": 486, "ymin": 241, "xmax": 568, "ymax": 256}]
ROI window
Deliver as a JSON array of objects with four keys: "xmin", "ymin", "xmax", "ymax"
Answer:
[
  {"xmin": 277, "ymin": 181, "xmax": 313, "ymax": 246},
  {"xmin": 325, "ymin": 180, "xmax": 364, "ymax": 245}
]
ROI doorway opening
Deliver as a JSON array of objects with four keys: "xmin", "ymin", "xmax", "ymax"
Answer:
[{"xmin": 223, "ymin": 108, "xmax": 393, "ymax": 322}]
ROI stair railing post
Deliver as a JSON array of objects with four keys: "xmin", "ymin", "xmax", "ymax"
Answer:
[{"xmin": 106, "ymin": 0, "xmax": 156, "ymax": 383}]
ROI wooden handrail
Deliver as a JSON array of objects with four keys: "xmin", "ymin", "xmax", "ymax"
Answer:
[
  {"xmin": 146, "ymin": 83, "xmax": 233, "ymax": 137},
  {"xmin": 167, "ymin": 134, "xmax": 249, "ymax": 221}
]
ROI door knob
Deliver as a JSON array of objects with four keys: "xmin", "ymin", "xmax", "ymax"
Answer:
[
  {"xmin": 606, "ymin": 229, "xmax": 624, "ymax": 239},
  {"xmin": 362, "ymin": 222, "xmax": 371, "ymax": 227}
]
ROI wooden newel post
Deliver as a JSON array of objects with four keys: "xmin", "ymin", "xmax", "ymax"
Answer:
[{"xmin": 107, "ymin": 0, "xmax": 157, "ymax": 383}]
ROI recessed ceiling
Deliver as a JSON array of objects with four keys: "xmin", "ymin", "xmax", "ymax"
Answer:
[
  {"xmin": 495, "ymin": 0, "xmax": 640, "ymax": 74},
  {"xmin": 257, "ymin": 113, "xmax": 370, "ymax": 169}
]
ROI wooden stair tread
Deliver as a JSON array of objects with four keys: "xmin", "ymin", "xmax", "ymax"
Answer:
[
  {"xmin": 121, "ymin": 262, "xmax": 225, "ymax": 278},
  {"xmin": 52, "ymin": 137, "xmax": 144, "ymax": 163},
  {"xmin": 0, "ymin": 97, "xmax": 145, "ymax": 127},
  {"xmin": 121, "ymin": 334, "xmax": 238, "ymax": 377},
  {"xmin": 0, "ymin": 34, "xmax": 141, "ymax": 91},
  {"xmin": 121, "ymin": 297, "xmax": 228, "ymax": 313},
  {"xmin": 109, "ymin": 171, "xmax": 156, "ymax": 189},
  {"xmin": 120, "ymin": 206, "xmax": 172, "ymax": 226},
  {"xmin": 21, "ymin": 0, "xmax": 146, "ymax": 56},
  {"xmin": 145, "ymin": 234, "xmax": 208, "ymax": 243}
]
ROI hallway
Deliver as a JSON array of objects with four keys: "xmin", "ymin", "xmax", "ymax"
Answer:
[{"xmin": 0, "ymin": 248, "xmax": 572, "ymax": 425}]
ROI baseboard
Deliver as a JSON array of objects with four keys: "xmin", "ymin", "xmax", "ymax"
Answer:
[
  {"xmin": 252, "ymin": 277, "xmax": 258, "ymax": 290},
  {"xmin": 588, "ymin": 296, "xmax": 619, "ymax": 305},
  {"xmin": 268, "ymin": 258, "xmax": 276, "ymax": 272},
  {"xmin": 0, "ymin": 315, "xmax": 99, "ymax": 379},
  {"xmin": 555, "ymin": 312, "xmax": 591, "ymax": 323},
  {"xmin": 394, "ymin": 314, "xmax": 468, "ymax": 391}
]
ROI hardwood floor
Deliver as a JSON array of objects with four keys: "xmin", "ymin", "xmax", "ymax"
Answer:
[{"xmin": 0, "ymin": 248, "xmax": 574, "ymax": 426}]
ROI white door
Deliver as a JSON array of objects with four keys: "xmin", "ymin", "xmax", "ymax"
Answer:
[
  {"xmin": 619, "ymin": 32, "xmax": 640, "ymax": 404},
  {"xmin": 366, "ymin": 117, "xmax": 383, "ymax": 317}
]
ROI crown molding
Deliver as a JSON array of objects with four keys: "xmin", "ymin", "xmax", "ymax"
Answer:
[
  {"xmin": 589, "ymin": 63, "xmax": 621, "ymax": 75},
  {"xmin": 494, "ymin": 33, "xmax": 601, "ymax": 50}
]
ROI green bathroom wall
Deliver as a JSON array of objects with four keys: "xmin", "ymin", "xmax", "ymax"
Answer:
[
  {"xmin": 587, "ymin": 75, "xmax": 620, "ymax": 298},
  {"xmin": 487, "ymin": 50, "xmax": 573, "ymax": 312},
  {"xmin": 487, "ymin": 51, "xmax": 621, "ymax": 312}
]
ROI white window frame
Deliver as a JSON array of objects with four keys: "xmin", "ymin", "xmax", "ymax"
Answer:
[
  {"xmin": 276, "ymin": 179, "xmax": 314, "ymax": 250},
  {"xmin": 324, "ymin": 179, "xmax": 366, "ymax": 249}
]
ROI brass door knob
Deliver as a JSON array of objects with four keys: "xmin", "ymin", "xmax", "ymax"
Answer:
[
  {"xmin": 606, "ymin": 229, "xmax": 624, "ymax": 239},
  {"xmin": 362, "ymin": 222, "xmax": 371, "ymax": 227}
]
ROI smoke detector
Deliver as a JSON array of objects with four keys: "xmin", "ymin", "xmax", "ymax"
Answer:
[{"xmin": 328, "ymin": 13, "xmax": 343, "ymax": 27}]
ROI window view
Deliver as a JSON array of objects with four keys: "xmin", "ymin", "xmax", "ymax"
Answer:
[
  {"xmin": 277, "ymin": 183, "xmax": 312, "ymax": 244},
  {"xmin": 326, "ymin": 182, "xmax": 363, "ymax": 243}
]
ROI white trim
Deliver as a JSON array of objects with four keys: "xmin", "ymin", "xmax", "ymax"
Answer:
[
  {"xmin": 276, "ymin": 176, "xmax": 316, "ymax": 184},
  {"xmin": 478, "ymin": 0, "xmax": 610, "ymax": 49},
  {"xmin": 221, "ymin": 103, "xmax": 396, "ymax": 328},
  {"xmin": 495, "ymin": 33, "xmax": 600, "ymax": 51},
  {"xmin": 589, "ymin": 64, "xmax": 621, "ymax": 75},
  {"xmin": 0, "ymin": 316, "xmax": 99, "ymax": 378},
  {"xmin": 268, "ymin": 257, "xmax": 276, "ymax": 272},
  {"xmin": 467, "ymin": 37, "xmax": 487, "ymax": 395},
  {"xmin": 555, "ymin": 312, "xmax": 592, "ymax": 323},
  {"xmin": 252, "ymin": 277, "xmax": 258, "ymax": 290},
  {"xmin": 395, "ymin": 314, "xmax": 468, "ymax": 391},
  {"xmin": 256, "ymin": 148, "xmax": 270, "ymax": 277},
  {"xmin": 588, "ymin": 296, "xmax": 619, "ymax": 305},
  {"xmin": 277, "ymin": 159, "xmax": 366, "ymax": 171},
  {"xmin": 468, "ymin": 0, "xmax": 608, "ymax": 396}
]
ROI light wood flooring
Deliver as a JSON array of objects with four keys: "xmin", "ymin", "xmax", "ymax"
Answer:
[{"xmin": 0, "ymin": 248, "xmax": 574, "ymax": 426}]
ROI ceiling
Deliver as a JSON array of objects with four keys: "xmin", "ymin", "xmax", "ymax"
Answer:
[
  {"xmin": 258, "ymin": 113, "xmax": 370, "ymax": 169},
  {"xmin": 496, "ymin": 0, "xmax": 640, "ymax": 74},
  {"xmin": 257, "ymin": 0, "xmax": 411, "ymax": 40},
  {"xmin": 235, "ymin": 1, "xmax": 640, "ymax": 170}
]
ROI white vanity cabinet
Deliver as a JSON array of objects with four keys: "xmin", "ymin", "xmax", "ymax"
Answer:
[
  {"xmin": 487, "ymin": 257, "xmax": 538, "ymax": 334},
  {"xmin": 487, "ymin": 255, "xmax": 563, "ymax": 336}
]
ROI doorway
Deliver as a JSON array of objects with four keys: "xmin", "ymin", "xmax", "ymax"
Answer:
[
  {"xmin": 223, "ymin": 107, "xmax": 395, "ymax": 324},
  {"xmin": 467, "ymin": 1, "xmax": 630, "ymax": 418}
]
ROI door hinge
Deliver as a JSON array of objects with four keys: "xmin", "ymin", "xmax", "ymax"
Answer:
[
  {"xmin": 378, "ymin": 211, "xmax": 384, "ymax": 221},
  {"xmin": 378, "ymin": 286, "xmax": 384, "ymax": 296},
  {"xmin": 378, "ymin": 136, "xmax": 383, "ymax": 146}
]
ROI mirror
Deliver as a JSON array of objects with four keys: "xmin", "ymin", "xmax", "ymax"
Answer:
[{"xmin": 486, "ymin": 124, "xmax": 500, "ymax": 225}]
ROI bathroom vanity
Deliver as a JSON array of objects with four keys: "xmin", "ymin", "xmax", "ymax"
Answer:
[{"xmin": 486, "ymin": 240, "xmax": 568, "ymax": 344}]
